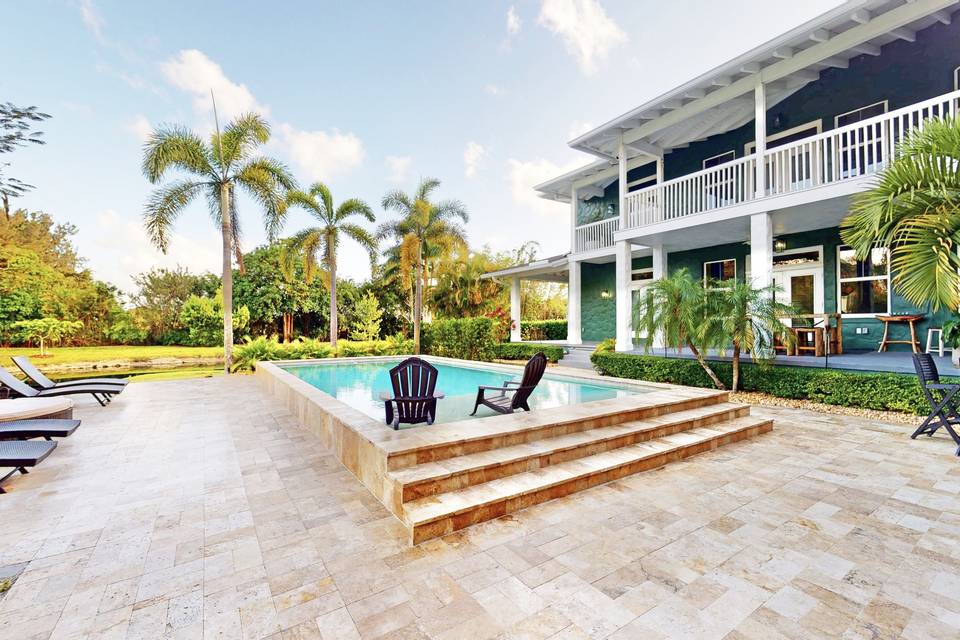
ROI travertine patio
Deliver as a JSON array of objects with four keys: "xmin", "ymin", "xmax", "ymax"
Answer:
[{"xmin": 0, "ymin": 375, "xmax": 958, "ymax": 640}]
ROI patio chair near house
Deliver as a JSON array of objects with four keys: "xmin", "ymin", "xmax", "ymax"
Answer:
[
  {"xmin": 471, "ymin": 352, "xmax": 548, "ymax": 416},
  {"xmin": 911, "ymin": 353, "xmax": 960, "ymax": 456},
  {"xmin": 0, "ymin": 368, "xmax": 119, "ymax": 407},
  {"xmin": 378, "ymin": 357, "xmax": 445, "ymax": 430},
  {"xmin": 13, "ymin": 356, "xmax": 127, "ymax": 392},
  {"xmin": 0, "ymin": 439, "xmax": 57, "ymax": 493},
  {"xmin": 0, "ymin": 418, "xmax": 81, "ymax": 441}
]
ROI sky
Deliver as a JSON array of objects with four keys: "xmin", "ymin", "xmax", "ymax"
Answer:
[{"xmin": 4, "ymin": 0, "xmax": 841, "ymax": 293}]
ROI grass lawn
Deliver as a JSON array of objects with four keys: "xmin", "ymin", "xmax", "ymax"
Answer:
[{"xmin": 0, "ymin": 345, "xmax": 224, "ymax": 367}]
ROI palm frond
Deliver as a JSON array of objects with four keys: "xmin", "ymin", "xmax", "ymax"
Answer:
[
  {"xmin": 432, "ymin": 198, "xmax": 469, "ymax": 224},
  {"xmin": 213, "ymin": 113, "xmax": 271, "ymax": 171},
  {"xmin": 235, "ymin": 157, "xmax": 296, "ymax": 240},
  {"xmin": 143, "ymin": 179, "xmax": 207, "ymax": 251},
  {"xmin": 336, "ymin": 198, "xmax": 375, "ymax": 224},
  {"xmin": 339, "ymin": 222, "xmax": 378, "ymax": 258},
  {"xmin": 142, "ymin": 126, "xmax": 213, "ymax": 183}
]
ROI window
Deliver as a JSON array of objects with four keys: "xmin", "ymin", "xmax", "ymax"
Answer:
[
  {"xmin": 626, "ymin": 174, "xmax": 656, "ymax": 194},
  {"xmin": 836, "ymin": 102, "xmax": 888, "ymax": 178},
  {"xmin": 702, "ymin": 151, "xmax": 735, "ymax": 170},
  {"xmin": 773, "ymin": 250, "xmax": 821, "ymax": 267},
  {"xmin": 835, "ymin": 101, "xmax": 888, "ymax": 128},
  {"xmin": 837, "ymin": 245, "xmax": 889, "ymax": 315},
  {"xmin": 704, "ymin": 259, "xmax": 736, "ymax": 285},
  {"xmin": 955, "ymin": 66, "xmax": 960, "ymax": 91},
  {"xmin": 745, "ymin": 120, "xmax": 822, "ymax": 154},
  {"xmin": 631, "ymin": 269, "xmax": 653, "ymax": 283}
]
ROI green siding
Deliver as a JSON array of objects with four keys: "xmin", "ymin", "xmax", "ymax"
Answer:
[{"xmin": 579, "ymin": 256, "xmax": 655, "ymax": 342}]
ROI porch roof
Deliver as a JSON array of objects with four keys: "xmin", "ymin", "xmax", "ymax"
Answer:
[
  {"xmin": 481, "ymin": 253, "xmax": 569, "ymax": 283},
  {"xmin": 569, "ymin": 0, "xmax": 956, "ymax": 162}
]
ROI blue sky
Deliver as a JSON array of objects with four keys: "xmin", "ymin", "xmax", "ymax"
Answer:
[{"xmin": 4, "ymin": 0, "xmax": 840, "ymax": 291}]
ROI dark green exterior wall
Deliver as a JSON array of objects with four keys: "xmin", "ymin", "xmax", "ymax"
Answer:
[{"xmin": 579, "ymin": 256, "xmax": 653, "ymax": 341}]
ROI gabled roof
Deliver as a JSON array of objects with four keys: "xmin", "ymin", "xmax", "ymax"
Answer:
[{"xmin": 569, "ymin": 0, "xmax": 956, "ymax": 161}]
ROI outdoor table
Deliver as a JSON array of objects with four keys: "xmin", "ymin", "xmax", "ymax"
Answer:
[{"xmin": 877, "ymin": 314, "xmax": 925, "ymax": 353}]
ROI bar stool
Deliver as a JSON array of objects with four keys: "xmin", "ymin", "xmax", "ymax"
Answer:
[{"xmin": 926, "ymin": 327, "xmax": 944, "ymax": 357}]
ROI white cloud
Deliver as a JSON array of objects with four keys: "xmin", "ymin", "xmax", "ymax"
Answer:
[
  {"xmin": 78, "ymin": 0, "xmax": 105, "ymax": 42},
  {"xmin": 90, "ymin": 210, "xmax": 221, "ymax": 291},
  {"xmin": 160, "ymin": 49, "xmax": 268, "ymax": 120},
  {"xmin": 278, "ymin": 124, "xmax": 365, "ymax": 183},
  {"xmin": 386, "ymin": 155, "xmax": 412, "ymax": 184},
  {"xmin": 484, "ymin": 83, "xmax": 504, "ymax": 96},
  {"xmin": 506, "ymin": 6, "xmax": 522, "ymax": 35},
  {"xmin": 464, "ymin": 142, "xmax": 486, "ymax": 178},
  {"xmin": 537, "ymin": 0, "xmax": 627, "ymax": 75},
  {"xmin": 568, "ymin": 120, "xmax": 595, "ymax": 140},
  {"xmin": 125, "ymin": 114, "xmax": 153, "ymax": 142},
  {"xmin": 507, "ymin": 157, "xmax": 582, "ymax": 217}
]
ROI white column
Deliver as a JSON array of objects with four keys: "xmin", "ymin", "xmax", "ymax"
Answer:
[
  {"xmin": 510, "ymin": 276, "xmax": 521, "ymax": 342},
  {"xmin": 567, "ymin": 260, "xmax": 581, "ymax": 345},
  {"xmin": 618, "ymin": 134, "xmax": 628, "ymax": 229},
  {"xmin": 650, "ymin": 244, "xmax": 668, "ymax": 349},
  {"xmin": 615, "ymin": 240, "xmax": 633, "ymax": 352},
  {"xmin": 750, "ymin": 212, "xmax": 774, "ymax": 290},
  {"xmin": 569, "ymin": 185, "xmax": 578, "ymax": 253},
  {"xmin": 655, "ymin": 156, "xmax": 664, "ymax": 184},
  {"xmin": 754, "ymin": 80, "xmax": 767, "ymax": 199}
]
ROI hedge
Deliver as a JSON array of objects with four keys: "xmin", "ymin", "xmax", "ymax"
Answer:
[
  {"xmin": 520, "ymin": 320, "xmax": 567, "ymax": 341},
  {"xmin": 590, "ymin": 351, "xmax": 944, "ymax": 415},
  {"xmin": 422, "ymin": 317, "xmax": 497, "ymax": 362},
  {"xmin": 492, "ymin": 342, "xmax": 565, "ymax": 363},
  {"xmin": 233, "ymin": 335, "xmax": 413, "ymax": 370}
]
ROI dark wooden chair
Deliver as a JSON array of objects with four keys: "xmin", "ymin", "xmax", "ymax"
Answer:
[
  {"xmin": 378, "ymin": 357, "xmax": 444, "ymax": 430},
  {"xmin": 471, "ymin": 352, "xmax": 548, "ymax": 416},
  {"xmin": 912, "ymin": 353, "xmax": 960, "ymax": 456}
]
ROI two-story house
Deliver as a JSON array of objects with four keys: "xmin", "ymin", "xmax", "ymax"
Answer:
[{"xmin": 486, "ymin": 0, "xmax": 960, "ymax": 356}]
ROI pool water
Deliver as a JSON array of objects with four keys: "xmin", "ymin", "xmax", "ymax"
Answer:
[{"xmin": 283, "ymin": 359, "xmax": 644, "ymax": 425}]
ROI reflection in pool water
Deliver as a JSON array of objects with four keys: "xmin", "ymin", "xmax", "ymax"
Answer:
[{"xmin": 283, "ymin": 359, "xmax": 644, "ymax": 425}]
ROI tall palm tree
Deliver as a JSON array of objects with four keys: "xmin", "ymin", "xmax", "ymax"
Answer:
[
  {"xmin": 281, "ymin": 182, "xmax": 377, "ymax": 346},
  {"xmin": 841, "ymin": 117, "xmax": 960, "ymax": 311},
  {"xmin": 379, "ymin": 178, "xmax": 468, "ymax": 354},
  {"xmin": 142, "ymin": 112, "xmax": 295, "ymax": 372}
]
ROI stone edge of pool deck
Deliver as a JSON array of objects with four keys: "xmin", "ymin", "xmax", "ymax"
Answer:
[{"xmin": 255, "ymin": 356, "xmax": 771, "ymax": 544}]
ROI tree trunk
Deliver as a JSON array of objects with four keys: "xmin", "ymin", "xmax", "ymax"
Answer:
[
  {"xmin": 282, "ymin": 313, "xmax": 293, "ymax": 342},
  {"xmin": 329, "ymin": 249, "xmax": 338, "ymax": 348},
  {"xmin": 731, "ymin": 343, "xmax": 741, "ymax": 392},
  {"xmin": 413, "ymin": 242, "xmax": 423, "ymax": 354},
  {"xmin": 686, "ymin": 341, "xmax": 726, "ymax": 390},
  {"xmin": 220, "ymin": 183, "xmax": 233, "ymax": 374}
]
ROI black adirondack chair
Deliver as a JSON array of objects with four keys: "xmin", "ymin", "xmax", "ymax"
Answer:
[
  {"xmin": 378, "ymin": 357, "xmax": 445, "ymax": 430},
  {"xmin": 912, "ymin": 353, "xmax": 960, "ymax": 456},
  {"xmin": 471, "ymin": 352, "xmax": 548, "ymax": 416}
]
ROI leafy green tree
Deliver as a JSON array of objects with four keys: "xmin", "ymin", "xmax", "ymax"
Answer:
[
  {"xmin": 130, "ymin": 267, "xmax": 219, "ymax": 343},
  {"xmin": 350, "ymin": 292, "xmax": 383, "ymax": 341},
  {"xmin": 841, "ymin": 117, "xmax": 960, "ymax": 310},
  {"xmin": 429, "ymin": 248, "xmax": 503, "ymax": 317},
  {"xmin": 180, "ymin": 290, "xmax": 250, "ymax": 347},
  {"xmin": 0, "ymin": 209, "xmax": 80, "ymax": 272},
  {"xmin": 233, "ymin": 243, "xmax": 321, "ymax": 338},
  {"xmin": 141, "ymin": 112, "xmax": 296, "ymax": 372},
  {"xmin": 0, "ymin": 103, "xmax": 51, "ymax": 216},
  {"xmin": 379, "ymin": 177, "xmax": 468, "ymax": 354},
  {"xmin": 282, "ymin": 183, "xmax": 377, "ymax": 347},
  {"xmin": 12, "ymin": 318, "xmax": 82, "ymax": 356}
]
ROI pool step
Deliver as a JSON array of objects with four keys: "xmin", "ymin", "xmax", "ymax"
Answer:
[
  {"xmin": 385, "ymin": 390, "xmax": 731, "ymax": 471},
  {"xmin": 390, "ymin": 402, "xmax": 750, "ymax": 504},
  {"xmin": 403, "ymin": 416, "xmax": 773, "ymax": 544}
]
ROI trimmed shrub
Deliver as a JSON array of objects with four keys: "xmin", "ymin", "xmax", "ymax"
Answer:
[
  {"xmin": 590, "ymin": 351, "xmax": 942, "ymax": 415},
  {"xmin": 492, "ymin": 342, "xmax": 565, "ymax": 363},
  {"xmin": 422, "ymin": 317, "xmax": 497, "ymax": 361},
  {"xmin": 232, "ymin": 335, "xmax": 414, "ymax": 371},
  {"xmin": 520, "ymin": 320, "xmax": 567, "ymax": 341}
]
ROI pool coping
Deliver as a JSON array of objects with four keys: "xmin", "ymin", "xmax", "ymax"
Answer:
[{"xmin": 254, "ymin": 355, "xmax": 727, "ymax": 528}]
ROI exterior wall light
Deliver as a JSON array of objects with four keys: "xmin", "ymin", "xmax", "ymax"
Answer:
[
  {"xmin": 600, "ymin": 290, "xmax": 612, "ymax": 299},
  {"xmin": 773, "ymin": 238, "xmax": 787, "ymax": 253}
]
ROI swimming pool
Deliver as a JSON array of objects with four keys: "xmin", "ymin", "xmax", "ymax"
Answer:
[{"xmin": 281, "ymin": 358, "xmax": 646, "ymax": 425}]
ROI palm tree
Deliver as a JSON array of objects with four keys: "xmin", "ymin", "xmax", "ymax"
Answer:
[
  {"xmin": 704, "ymin": 280, "xmax": 794, "ymax": 392},
  {"xmin": 281, "ymin": 182, "xmax": 377, "ymax": 346},
  {"xmin": 142, "ymin": 112, "xmax": 295, "ymax": 373},
  {"xmin": 841, "ymin": 117, "xmax": 960, "ymax": 311},
  {"xmin": 379, "ymin": 178, "xmax": 468, "ymax": 354}
]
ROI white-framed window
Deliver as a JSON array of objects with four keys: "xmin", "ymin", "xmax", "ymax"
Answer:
[
  {"xmin": 954, "ymin": 65, "xmax": 960, "ymax": 90},
  {"xmin": 837, "ymin": 245, "xmax": 890, "ymax": 316},
  {"xmin": 702, "ymin": 150, "xmax": 735, "ymax": 169},
  {"xmin": 703, "ymin": 259, "xmax": 736, "ymax": 285},
  {"xmin": 745, "ymin": 120, "xmax": 822, "ymax": 154},
  {"xmin": 626, "ymin": 174, "xmax": 656, "ymax": 193},
  {"xmin": 630, "ymin": 268, "xmax": 653, "ymax": 286},
  {"xmin": 835, "ymin": 101, "xmax": 888, "ymax": 128}
]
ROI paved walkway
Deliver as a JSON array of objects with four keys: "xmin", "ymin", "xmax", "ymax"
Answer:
[{"xmin": 0, "ymin": 376, "xmax": 958, "ymax": 639}]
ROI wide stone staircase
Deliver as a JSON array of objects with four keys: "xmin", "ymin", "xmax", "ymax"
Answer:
[
  {"xmin": 558, "ymin": 343, "xmax": 597, "ymax": 370},
  {"xmin": 384, "ymin": 391, "xmax": 772, "ymax": 544}
]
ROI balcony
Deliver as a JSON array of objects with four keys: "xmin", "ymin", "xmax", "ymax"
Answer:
[
  {"xmin": 614, "ymin": 88, "xmax": 960, "ymax": 232},
  {"xmin": 573, "ymin": 217, "xmax": 618, "ymax": 253}
]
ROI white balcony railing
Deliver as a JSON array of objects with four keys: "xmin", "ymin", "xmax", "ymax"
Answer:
[
  {"xmin": 623, "ymin": 88, "xmax": 960, "ymax": 230},
  {"xmin": 574, "ymin": 217, "xmax": 618, "ymax": 253}
]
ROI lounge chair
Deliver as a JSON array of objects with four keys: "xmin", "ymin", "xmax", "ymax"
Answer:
[
  {"xmin": 0, "ymin": 418, "xmax": 81, "ymax": 441},
  {"xmin": 912, "ymin": 353, "xmax": 960, "ymax": 456},
  {"xmin": 0, "ymin": 368, "xmax": 118, "ymax": 407},
  {"xmin": 0, "ymin": 439, "xmax": 57, "ymax": 493},
  {"xmin": 471, "ymin": 352, "xmax": 548, "ymax": 416},
  {"xmin": 378, "ymin": 357, "xmax": 445, "ymax": 430},
  {"xmin": 13, "ymin": 356, "xmax": 127, "ymax": 391}
]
